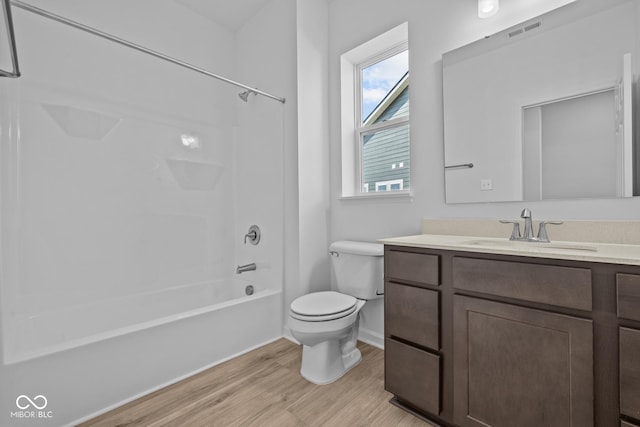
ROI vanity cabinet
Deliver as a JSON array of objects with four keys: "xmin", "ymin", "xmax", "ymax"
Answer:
[{"xmin": 384, "ymin": 244, "xmax": 639, "ymax": 427}]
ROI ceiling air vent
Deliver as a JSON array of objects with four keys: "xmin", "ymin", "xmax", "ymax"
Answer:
[
  {"xmin": 508, "ymin": 28, "xmax": 524, "ymax": 38},
  {"xmin": 508, "ymin": 21, "xmax": 542, "ymax": 38},
  {"xmin": 525, "ymin": 22, "xmax": 542, "ymax": 32}
]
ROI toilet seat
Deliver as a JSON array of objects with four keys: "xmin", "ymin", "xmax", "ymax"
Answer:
[{"xmin": 290, "ymin": 291, "xmax": 357, "ymax": 322}]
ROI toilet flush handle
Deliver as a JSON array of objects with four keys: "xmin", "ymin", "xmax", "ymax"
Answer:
[{"xmin": 329, "ymin": 251, "xmax": 339, "ymax": 257}]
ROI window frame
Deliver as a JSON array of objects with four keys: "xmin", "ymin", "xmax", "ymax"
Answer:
[{"xmin": 339, "ymin": 22, "xmax": 411, "ymax": 199}]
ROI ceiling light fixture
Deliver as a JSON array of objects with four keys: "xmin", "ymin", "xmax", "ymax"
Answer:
[{"xmin": 478, "ymin": 0, "xmax": 499, "ymax": 18}]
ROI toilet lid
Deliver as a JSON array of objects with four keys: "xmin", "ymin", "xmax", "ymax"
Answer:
[{"xmin": 290, "ymin": 291, "xmax": 357, "ymax": 320}]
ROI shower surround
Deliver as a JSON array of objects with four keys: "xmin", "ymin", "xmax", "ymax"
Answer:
[{"xmin": 0, "ymin": 0, "xmax": 293, "ymax": 425}]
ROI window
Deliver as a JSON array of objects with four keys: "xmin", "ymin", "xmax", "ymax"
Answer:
[{"xmin": 340, "ymin": 23, "xmax": 409, "ymax": 197}]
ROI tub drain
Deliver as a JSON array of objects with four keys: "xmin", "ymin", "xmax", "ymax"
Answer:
[{"xmin": 245, "ymin": 285, "xmax": 254, "ymax": 296}]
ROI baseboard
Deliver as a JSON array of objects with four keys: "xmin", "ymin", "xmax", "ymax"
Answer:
[
  {"xmin": 358, "ymin": 327, "xmax": 384, "ymax": 349},
  {"xmin": 66, "ymin": 335, "xmax": 284, "ymax": 427}
]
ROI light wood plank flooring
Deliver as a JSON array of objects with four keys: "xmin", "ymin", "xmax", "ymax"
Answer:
[{"xmin": 79, "ymin": 339, "xmax": 431, "ymax": 426}]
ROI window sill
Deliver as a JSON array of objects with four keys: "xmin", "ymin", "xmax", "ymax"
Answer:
[{"xmin": 339, "ymin": 191, "xmax": 413, "ymax": 202}]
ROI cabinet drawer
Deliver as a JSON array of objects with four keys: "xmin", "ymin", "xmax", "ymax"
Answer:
[
  {"xmin": 618, "ymin": 274, "xmax": 640, "ymax": 321},
  {"xmin": 620, "ymin": 327, "xmax": 640, "ymax": 420},
  {"xmin": 385, "ymin": 282, "xmax": 439, "ymax": 350},
  {"xmin": 622, "ymin": 421, "xmax": 640, "ymax": 427},
  {"xmin": 452, "ymin": 257, "xmax": 592, "ymax": 311},
  {"xmin": 385, "ymin": 338, "xmax": 440, "ymax": 415},
  {"xmin": 385, "ymin": 248, "xmax": 439, "ymax": 287}
]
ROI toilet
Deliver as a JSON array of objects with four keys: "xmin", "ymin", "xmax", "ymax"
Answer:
[{"xmin": 288, "ymin": 240, "xmax": 384, "ymax": 384}]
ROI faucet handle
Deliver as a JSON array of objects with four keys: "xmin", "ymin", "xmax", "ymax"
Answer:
[
  {"xmin": 244, "ymin": 225, "xmax": 261, "ymax": 245},
  {"xmin": 499, "ymin": 220, "xmax": 522, "ymax": 240},
  {"xmin": 537, "ymin": 220, "xmax": 563, "ymax": 242}
]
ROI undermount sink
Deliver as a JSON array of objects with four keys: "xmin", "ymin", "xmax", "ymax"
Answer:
[{"xmin": 463, "ymin": 239, "xmax": 598, "ymax": 252}]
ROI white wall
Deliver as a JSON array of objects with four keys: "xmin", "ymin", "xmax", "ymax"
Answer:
[
  {"xmin": 22, "ymin": 0, "xmax": 236, "ymax": 73},
  {"xmin": 287, "ymin": 0, "xmax": 331, "ymax": 339},
  {"xmin": 327, "ymin": 0, "xmax": 640, "ymax": 343}
]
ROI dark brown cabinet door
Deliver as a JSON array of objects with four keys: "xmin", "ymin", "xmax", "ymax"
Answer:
[
  {"xmin": 620, "ymin": 327, "xmax": 640, "ymax": 421},
  {"xmin": 453, "ymin": 295, "xmax": 593, "ymax": 427}
]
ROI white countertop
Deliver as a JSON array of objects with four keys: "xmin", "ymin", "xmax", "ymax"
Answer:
[{"xmin": 379, "ymin": 234, "xmax": 640, "ymax": 266}]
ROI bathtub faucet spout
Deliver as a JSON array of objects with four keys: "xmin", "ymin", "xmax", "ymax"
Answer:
[{"xmin": 236, "ymin": 262, "xmax": 257, "ymax": 274}]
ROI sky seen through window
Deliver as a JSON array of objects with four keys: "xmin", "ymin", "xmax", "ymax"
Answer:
[{"xmin": 361, "ymin": 50, "xmax": 408, "ymax": 122}]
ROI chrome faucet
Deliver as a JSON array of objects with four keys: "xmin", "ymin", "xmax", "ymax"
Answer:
[
  {"xmin": 236, "ymin": 262, "xmax": 256, "ymax": 274},
  {"xmin": 520, "ymin": 208, "xmax": 534, "ymax": 240},
  {"xmin": 500, "ymin": 209, "xmax": 563, "ymax": 242}
]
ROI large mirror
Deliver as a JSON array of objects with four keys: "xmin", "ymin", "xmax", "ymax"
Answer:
[{"xmin": 443, "ymin": 0, "xmax": 640, "ymax": 204}]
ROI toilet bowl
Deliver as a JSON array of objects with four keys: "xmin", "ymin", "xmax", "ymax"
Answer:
[
  {"xmin": 288, "ymin": 241, "xmax": 384, "ymax": 385},
  {"xmin": 289, "ymin": 291, "xmax": 366, "ymax": 384}
]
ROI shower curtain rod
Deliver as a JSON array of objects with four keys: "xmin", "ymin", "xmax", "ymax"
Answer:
[
  {"xmin": 1, "ymin": 0, "xmax": 20, "ymax": 77},
  {"xmin": 8, "ymin": 0, "xmax": 286, "ymax": 104}
]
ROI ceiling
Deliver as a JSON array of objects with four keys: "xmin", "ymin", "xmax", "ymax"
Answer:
[
  {"xmin": 174, "ymin": 0, "xmax": 579, "ymax": 34},
  {"xmin": 174, "ymin": 0, "xmax": 272, "ymax": 31}
]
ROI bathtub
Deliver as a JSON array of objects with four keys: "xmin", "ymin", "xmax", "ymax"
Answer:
[{"xmin": 3, "ymin": 278, "xmax": 281, "ymax": 364}]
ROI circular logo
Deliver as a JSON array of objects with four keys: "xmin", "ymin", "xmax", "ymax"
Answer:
[{"xmin": 16, "ymin": 395, "xmax": 47, "ymax": 410}]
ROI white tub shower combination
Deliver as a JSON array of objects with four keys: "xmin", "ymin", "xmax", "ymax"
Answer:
[
  {"xmin": 6, "ymin": 278, "xmax": 280, "ymax": 364},
  {"xmin": 0, "ymin": 2, "xmax": 286, "ymax": 425}
]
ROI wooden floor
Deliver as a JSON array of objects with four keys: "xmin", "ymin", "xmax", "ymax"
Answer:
[{"xmin": 79, "ymin": 339, "xmax": 431, "ymax": 427}]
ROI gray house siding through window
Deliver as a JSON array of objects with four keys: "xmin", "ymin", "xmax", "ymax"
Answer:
[{"xmin": 363, "ymin": 87, "xmax": 410, "ymax": 192}]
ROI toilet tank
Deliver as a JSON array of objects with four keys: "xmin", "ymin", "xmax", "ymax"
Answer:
[{"xmin": 329, "ymin": 241, "xmax": 384, "ymax": 300}]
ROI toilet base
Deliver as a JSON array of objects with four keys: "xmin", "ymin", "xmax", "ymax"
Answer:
[
  {"xmin": 290, "ymin": 299, "xmax": 366, "ymax": 385},
  {"xmin": 300, "ymin": 340, "xmax": 362, "ymax": 385},
  {"xmin": 341, "ymin": 346, "xmax": 362, "ymax": 372}
]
